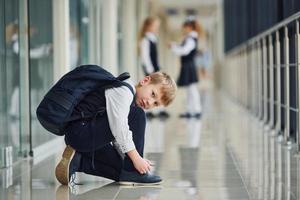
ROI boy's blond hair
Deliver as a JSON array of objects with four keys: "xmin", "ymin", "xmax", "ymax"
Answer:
[{"xmin": 149, "ymin": 72, "xmax": 177, "ymax": 106}]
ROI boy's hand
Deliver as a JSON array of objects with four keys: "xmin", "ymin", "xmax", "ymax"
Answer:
[
  {"xmin": 133, "ymin": 157, "xmax": 151, "ymax": 174},
  {"xmin": 144, "ymin": 158, "xmax": 154, "ymax": 166},
  {"xmin": 127, "ymin": 149, "xmax": 151, "ymax": 174}
]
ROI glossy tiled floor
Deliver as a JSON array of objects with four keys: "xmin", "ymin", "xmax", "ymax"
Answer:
[{"xmin": 1, "ymin": 83, "xmax": 300, "ymax": 200}]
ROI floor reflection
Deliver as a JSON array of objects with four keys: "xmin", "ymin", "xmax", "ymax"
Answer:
[
  {"xmin": 178, "ymin": 119, "xmax": 201, "ymax": 199},
  {"xmin": 144, "ymin": 117, "xmax": 166, "ymax": 173},
  {"xmin": 55, "ymin": 183, "xmax": 162, "ymax": 200},
  {"xmin": 8, "ymin": 91, "xmax": 300, "ymax": 199}
]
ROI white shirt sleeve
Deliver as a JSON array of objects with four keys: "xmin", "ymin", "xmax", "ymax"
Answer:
[
  {"xmin": 29, "ymin": 44, "xmax": 50, "ymax": 59},
  {"xmin": 105, "ymin": 85, "xmax": 136, "ymax": 153},
  {"xmin": 13, "ymin": 41, "xmax": 50, "ymax": 59},
  {"xmin": 140, "ymin": 38, "xmax": 155, "ymax": 74},
  {"xmin": 171, "ymin": 37, "xmax": 196, "ymax": 56}
]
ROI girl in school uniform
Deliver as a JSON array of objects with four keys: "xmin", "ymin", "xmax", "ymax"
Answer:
[
  {"xmin": 139, "ymin": 16, "xmax": 169, "ymax": 119},
  {"xmin": 170, "ymin": 18, "xmax": 203, "ymax": 118}
]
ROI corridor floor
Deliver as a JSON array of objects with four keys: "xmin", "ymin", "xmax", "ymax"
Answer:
[{"xmin": 1, "ymin": 85, "xmax": 299, "ymax": 199}]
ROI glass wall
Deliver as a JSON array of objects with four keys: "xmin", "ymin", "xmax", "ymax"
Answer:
[
  {"xmin": 0, "ymin": 0, "xmax": 21, "ymax": 167},
  {"xmin": 224, "ymin": 0, "xmax": 300, "ymax": 52},
  {"xmin": 28, "ymin": 0, "xmax": 55, "ymax": 149},
  {"xmin": 0, "ymin": 0, "xmax": 143, "ymax": 167},
  {"xmin": 0, "ymin": 0, "xmax": 100, "ymax": 163},
  {"xmin": 69, "ymin": 0, "xmax": 90, "ymax": 68},
  {"xmin": 117, "ymin": 0, "xmax": 124, "ymax": 73}
]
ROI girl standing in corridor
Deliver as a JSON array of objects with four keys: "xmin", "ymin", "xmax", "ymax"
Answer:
[
  {"xmin": 170, "ymin": 18, "xmax": 203, "ymax": 118},
  {"xmin": 139, "ymin": 16, "xmax": 169, "ymax": 119}
]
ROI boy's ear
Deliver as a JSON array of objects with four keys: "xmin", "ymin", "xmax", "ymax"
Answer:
[{"xmin": 140, "ymin": 76, "xmax": 151, "ymax": 85}]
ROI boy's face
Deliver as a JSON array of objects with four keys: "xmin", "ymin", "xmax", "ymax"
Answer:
[{"xmin": 135, "ymin": 76, "xmax": 163, "ymax": 110}]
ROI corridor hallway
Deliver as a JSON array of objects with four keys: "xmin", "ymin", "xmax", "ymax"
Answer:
[
  {"xmin": 1, "ymin": 81, "xmax": 299, "ymax": 200},
  {"xmin": 2, "ymin": 0, "xmax": 300, "ymax": 199}
]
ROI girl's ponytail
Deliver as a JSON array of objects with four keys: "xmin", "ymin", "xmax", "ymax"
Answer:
[
  {"xmin": 138, "ymin": 16, "xmax": 159, "ymax": 43},
  {"xmin": 194, "ymin": 20, "xmax": 205, "ymax": 39},
  {"xmin": 183, "ymin": 17, "xmax": 205, "ymax": 39}
]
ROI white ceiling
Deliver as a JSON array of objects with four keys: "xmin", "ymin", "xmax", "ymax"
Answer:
[
  {"xmin": 150, "ymin": 0, "xmax": 221, "ymax": 33},
  {"xmin": 157, "ymin": 0, "xmax": 221, "ymax": 8}
]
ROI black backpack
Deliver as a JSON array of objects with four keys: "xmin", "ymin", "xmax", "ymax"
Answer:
[{"xmin": 36, "ymin": 64, "xmax": 133, "ymax": 136}]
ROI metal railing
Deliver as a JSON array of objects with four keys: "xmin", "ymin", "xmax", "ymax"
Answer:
[{"xmin": 222, "ymin": 11, "xmax": 300, "ymax": 151}]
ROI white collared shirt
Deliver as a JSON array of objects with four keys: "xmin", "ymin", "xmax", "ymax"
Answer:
[
  {"xmin": 140, "ymin": 32, "xmax": 158, "ymax": 74},
  {"xmin": 171, "ymin": 31, "xmax": 198, "ymax": 56},
  {"xmin": 105, "ymin": 80, "xmax": 136, "ymax": 153}
]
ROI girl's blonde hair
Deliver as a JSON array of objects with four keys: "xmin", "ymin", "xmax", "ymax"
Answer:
[
  {"xmin": 138, "ymin": 16, "xmax": 160, "ymax": 41},
  {"xmin": 149, "ymin": 72, "xmax": 177, "ymax": 106},
  {"xmin": 138, "ymin": 16, "xmax": 160, "ymax": 54}
]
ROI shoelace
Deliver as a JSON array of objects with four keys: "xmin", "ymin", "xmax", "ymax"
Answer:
[
  {"xmin": 69, "ymin": 177, "xmax": 78, "ymax": 195},
  {"xmin": 69, "ymin": 184, "xmax": 78, "ymax": 195},
  {"xmin": 69, "ymin": 173, "xmax": 77, "ymax": 187},
  {"xmin": 69, "ymin": 173, "xmax": 83, "ymax": 186}
]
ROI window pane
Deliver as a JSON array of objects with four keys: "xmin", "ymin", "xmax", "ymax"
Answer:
[
  {"xmin": 0, "ymin": 0, "xmax": 21, "ymax": 167},
  {"xmin": 29, "ymin": 0, "xmax": 55, "ymax": 148}
]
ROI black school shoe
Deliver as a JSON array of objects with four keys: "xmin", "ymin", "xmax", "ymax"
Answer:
[
  {"xmin": 55, "ymin": 145, "xmax": 81, "ymax": 185},
  {"xmin": 119, "ymin": 170, "xmax": 162, "ymax": 186},
  {"xmin": 158, "ymin": 111, "xmax": 170, "ymax": 118},
  {"xmin": 193, "ymin": 112, "xmax": 202, "ymax": 119},
  {"xmin": 146, "ymin": 112, "xmax": 156, "ymax": 120},
  {"xmin": 179, "ymin": 112, "xmax": 192, "ymax": 118},
  {"xmin": 179, "ymin": 112, "xmax": 202, "ymax": 119}
]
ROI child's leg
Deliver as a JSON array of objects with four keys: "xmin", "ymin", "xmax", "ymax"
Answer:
[
  {"xmin": 57, "ymin": 106, "xmax": 147, "ymax": 184},
  {"xmin": 123, "ymin": 106, "xmax": 146, "ymax": 171},
  {"xmin": 64, "ymin": 115, "xmax": 115, "ymax": 152},
  {"xmin": 186, "ymin": 87, "xmax": 192, "ymax": 114},
  {"xmin": 78, "ymin": 144, "xmax": 123, "ymax": 181},
  {"xmin": 118, "ymin": 106, "xmax": 162, "ymax": 184},
  {"xmin": 66, "ymin": 106, "xmax": 146, "ymax": 176},
  {"xmin": 187, "ymin": 83, "xmax": 202, "ymax": 114}
]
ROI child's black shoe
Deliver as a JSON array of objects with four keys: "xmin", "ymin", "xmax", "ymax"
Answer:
[
  {"xmin": 119, "ymin": 170, "xmax": 162, "ymax": 186},
  {"xmin": 179, "ymin": 112, "xmax": 192, "ymax": 118},
  {"xmin": 146, "ymin": 112, "xmax": 156, "ymax": 120},
  {"xmin": 193, "ymin": 112, "xmax": 202, "ymax": 119},
  {"xmin": 158, "ymin": 111, "xmax": 170, "ymax": 118}
]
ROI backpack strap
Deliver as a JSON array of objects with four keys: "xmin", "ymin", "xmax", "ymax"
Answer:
[
  {"xmin": 107, "ymin": 80, "xmax": 136, "ymax": 106},
  {"xmin": 68, "ymin": 78, "xmax": 135, "ymax": 122},
  {"xmin": 106, "ymin": 71, "xmax": 134, "ymax": 96},
  {"xmin": 117, "ymin": 72, "xmax": 130, "ymax": 81},
  {"xmin": 118, "ymin": 81, "xmax": 134, "ymax": 96}
]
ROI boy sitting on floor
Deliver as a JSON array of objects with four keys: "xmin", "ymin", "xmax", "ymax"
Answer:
[{"xmin": 55, "ymin": 70, "xmax": 177, "ymax": 185}]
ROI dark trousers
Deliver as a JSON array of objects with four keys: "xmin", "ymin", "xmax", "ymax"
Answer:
[{"xmin": 64, "ymin": 106, "xmax": 146, "ymax": 181}]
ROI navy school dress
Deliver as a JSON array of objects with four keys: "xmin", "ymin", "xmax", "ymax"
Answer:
[
  {"xmin": 142, "ymin": 36, "xmax": 160, "ymax": 75},
  {"xmin": 177, "ymin": 36, "xmax": 199, "ymax": 87}
]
